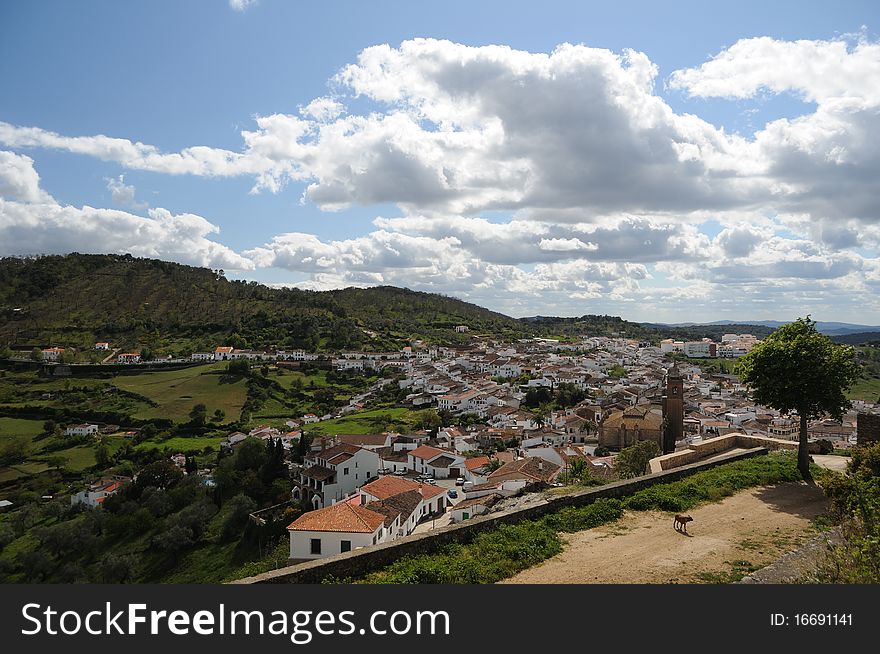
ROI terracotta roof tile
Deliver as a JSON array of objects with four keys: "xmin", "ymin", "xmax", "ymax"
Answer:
[{"xmin": 288, "ymin": 502, "xmax": 384, "ymax": 533}]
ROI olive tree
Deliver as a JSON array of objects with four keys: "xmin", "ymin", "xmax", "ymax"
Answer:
[{"xmin": 735, "ymin": 317, "xmax": 861, "ymax": 481}]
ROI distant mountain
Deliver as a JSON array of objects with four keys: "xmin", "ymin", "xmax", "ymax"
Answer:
[
  {"xmin": 831, "ymin": 332, "xmax": 880, "ymax": 345},
  {"xmin": 653, "ymin": 320, "xmax": 880, "ymax": 336}
]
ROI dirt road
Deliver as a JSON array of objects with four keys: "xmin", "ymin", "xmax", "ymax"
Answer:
[{"xmin": 501, "ymin": 482, "xmax": 829, "ymax": 584}]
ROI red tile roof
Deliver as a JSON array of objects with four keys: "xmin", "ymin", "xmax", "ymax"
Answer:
[
  {"xmin": 408, "ymin": 445, "xmax": 446, "ymax": 461},
  {"xmin": 464, "ymin": 456, "xmax": 491, "ymax": 471},
  {"xmin": 360, "ymin": 475, "xmax": 445, "ymax": 501},
  {"xmin": 287, "ymin": 501, "xmax": 385, "ymax": 533}
]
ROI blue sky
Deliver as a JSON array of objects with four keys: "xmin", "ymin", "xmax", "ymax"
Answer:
[{"xmin": 2, "ymin": 0, "xmax": 880, "ymax": 323}]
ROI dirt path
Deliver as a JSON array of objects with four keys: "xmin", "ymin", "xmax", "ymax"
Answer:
[{"xmin": 501, "ymin": 482, "xmax": 829, "ymax": 584}]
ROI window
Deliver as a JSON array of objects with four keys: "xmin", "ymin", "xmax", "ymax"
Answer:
[
  {"xmin": 463, "ymin": 512, "xmax": 470, "ymax": 520},
  {"xmin": 310, "ymin": 538, "xmax": 321, "ymax": 555},
  {"xmin": 341, "ymin": 540, "xmax": 351, "ymax": 553},
  {"xmin": 343, "ymin": 467, "xmax": 349, "ymax": 475}
]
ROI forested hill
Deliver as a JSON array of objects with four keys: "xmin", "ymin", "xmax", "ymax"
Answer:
[{"xmin": 0, "ymin": 254, "xmax": 528, "ymax": 352}]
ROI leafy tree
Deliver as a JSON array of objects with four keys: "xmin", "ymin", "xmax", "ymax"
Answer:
[
  {"xmin": 189, "ymin": 403, "xmax": 208, "ymax": 426},
  {"xmin": 213, "ymin": 408, "xmax": 226, "ymax": 422},
  {"xmin": 412, "ymin": 409, "xmax": 442, "ymax": 431},
  {"xmin": 735, "ymin": 317, "xmax": 861, "ymax": 481},
  {"xmin": 227, "ymin": 359, "xmax": 250, "ymax": 376},
  {"xmin": 220, "ymin": 493, "xmax": 258, "ymax": 541},
  {"xmin": 0, "ymin": 438, "xmax": 29, "ymax": 466},
  {"xmin": 485, "ymin": 459, "xmax": 502, "ymax": 473},
  {"xmin": 817, "ymin": 441, "xmax": 880, "ymax": 582},
  {"xmin": 615, "ymin": 440, "xmax": 660, "ymax": 479},
  {"xmin": 31, "ymin": 347, "xmax": 42, "ymax": 361},
  {"xmin": 152, "ymin": 525, "xmax": 194, "ymax": 563},
  {"xmin": 593, "ymin": 445, "xmax": 611, "ymax": 457},
  {"xmin": 134, "ymin": 460, "xmax": 185, "ymax": 493},
  {"xmin": 99, "ymin": 553, "xmax": 138, "ymax": 583},
  {"xmin": 95, "ymin": 441, "xmax": 111, "ymax": 469}
]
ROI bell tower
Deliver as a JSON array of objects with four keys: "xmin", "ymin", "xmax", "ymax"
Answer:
[{"xmin": 662, "ymin": 364, "xmax": 683, "ymax": 453}]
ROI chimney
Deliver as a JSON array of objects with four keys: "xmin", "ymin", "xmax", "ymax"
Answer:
[{"xmin": 538, "ymin": 460, "xmax": 544, "ymax": 471}]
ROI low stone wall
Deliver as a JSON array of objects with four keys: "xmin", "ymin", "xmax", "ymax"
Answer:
[
  {"xmin": 233, "ymin": 447, "xmax": 768, "ymax": 584},
  {"xmin": 650, "ymin": 433, "xmax": 799, "ymax": 473}
]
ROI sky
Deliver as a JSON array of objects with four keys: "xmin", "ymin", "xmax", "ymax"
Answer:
[{"xmin": 2, "ymin": 0, "xmax": 880, "ymax": 324}]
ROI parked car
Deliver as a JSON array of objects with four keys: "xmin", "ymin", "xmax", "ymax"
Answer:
[
  {"xmin": 394, "ymin": 469, "xmax": 407, "ymax": 476},
  {"xmin": 423, "ymin": 477, "xmax": 435, "ymax": 484},
  {"xmin": 447, "ymin": 489, "xmax": 458, "ymax": 498},
  {"xmin": 455, "ymin": 477, "xmax": 465, "ymax": 485}
]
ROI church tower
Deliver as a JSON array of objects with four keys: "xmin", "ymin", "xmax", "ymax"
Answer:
[{"xmin": 662, "ymin": 364, "xmax": 683, "ymax": 453}]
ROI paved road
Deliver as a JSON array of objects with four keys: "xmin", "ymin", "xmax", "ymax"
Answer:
[{"xmin": 412, "ymin": 478, "xmax": 464, "ymax": 534}]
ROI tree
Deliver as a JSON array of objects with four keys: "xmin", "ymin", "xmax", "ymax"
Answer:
[
  {"xmin": 220, "ymin": 493, "xmax": 258, "ymax": 541},
  {"xmin": 227, "ymin": 359, "xmax": 250, "ymax": 376},
  {"xmin": 615, "ymin": 440, "xmax": 660, "ymax": 479},
  {"xmin": 735, "ymin": 317, "xmax": 861, "ymax": 481},
  {"xmin": 134, "ymin": 460, "xmax": 185, "ymax": 493},
  {"xmin": 485, "ymin": 459, "xmax": 502, "ymax": 473},
  {"xmin": 94, "ymin": 441, "xmax": 111, "ymax": 469},
  {"xmin": 31, "ymin": 347, "xmax": 42, "ymax": 362},
  {"xmin": 213, "ymin": 408, "xmax": 226, "ymax": 422},
  {"xmin": 189, "ymin": 403, "xmax": 208, "ymax": 426}
]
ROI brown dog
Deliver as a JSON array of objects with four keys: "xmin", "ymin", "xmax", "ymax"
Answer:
[{"xmin": 674, "ymin": 514, "xmax": 693, "ymax": 534}]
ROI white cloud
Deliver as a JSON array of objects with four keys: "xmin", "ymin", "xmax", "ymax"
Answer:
[
  {"xmin": 0, "ymin": 150, "xmax": 52, "ymax": 203},
  {"xmin": 2, "ymin": 37, "xmax": 880, "ymax": 320},
  {"xmin": 668, "ymin": 36, "xmax": 880, "ymax": 104},
  {"xmin": 229, "ymin": 0, "xmax": 257, "ymax": 12},
  {"xmin": 0, "ymin": 155, "xmax": 252, "ymax": 270},
  {"xmin": 105, "ymin": 174, "xmax": 147, "ymax": 209}
]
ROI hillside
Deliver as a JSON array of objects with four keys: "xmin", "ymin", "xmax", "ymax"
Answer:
[{"xmin": 0, "ymin": 254, "xmax": 528, "ymax": 353}]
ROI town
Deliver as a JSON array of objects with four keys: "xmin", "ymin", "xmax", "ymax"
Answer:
[{"xmin": 6, "ymin": 325, "xmax": 876, "ymax": 575}]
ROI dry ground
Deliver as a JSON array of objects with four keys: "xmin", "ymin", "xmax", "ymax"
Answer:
[{"xmin": 501, "ymin": 482, "xmax": 829, "ymax": 584}]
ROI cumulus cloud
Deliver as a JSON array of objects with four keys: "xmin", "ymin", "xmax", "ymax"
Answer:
[
  {"xmin": 0, "ymin": 154, "xmax": 252, "ymax": 270},
  {"xmin": 2, "ymin": 36, "xmax": 880, "ymax": 320},
  {"xmin": 0, "ymin": 150, "xmax": 52, "ymax": 203}
]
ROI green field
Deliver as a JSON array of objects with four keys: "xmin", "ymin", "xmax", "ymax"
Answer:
[
  {"xmin": 112, "ymin": 363, "xmax": 247, "ymax": 422},
  {"xmin": 0, "ymin": 417, "xmax": 45, "ymax": 441},
  {"xmin": 305, "ymin": 407, "xmax": 416, "ymax": 435},
  {"xmin": 133, "ymin": 436, "xmax": 225, "ymax": 453},
  {"xmin": 847, "ymin": 376, "xmax": 880, "ymax": 402}
]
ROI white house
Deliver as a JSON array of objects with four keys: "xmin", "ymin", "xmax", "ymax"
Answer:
[
  {"xmin": 288, "ymin": 475, "xmax": 447, "ymax": 560},
  {"xmin": 214, "ymin": 346, "xmax": 234, "ymax": 360},
  {"xmin": 94, "ymin": 342, "xmax": 110, "ymax": 350},
  {"xmin": 292, "ymin": 444, "xmax": 381, "ymax": 509},
  {"xmin": 116, "ymin": 353, "xmax": 141, "ymax": 364},
  {"xmin": 191, "ymin": 352, "xmax": 213, "ymax": 361},
  {"xmin": 450, "ymin": 493, "xmax": 500, "ymax": 523},
  {"xmin": 287, "ymin": 501, "xmax": 387, "ymax": 560},
  {"xmin": 41, "ymin": 347, "xmax": 65, "ymax": 361},
  {"xmin": 358, "ymin": 476, "xmax": 448, "ymax": 529},
  {"xmin": 406, "ymin": 445, "xmax": 466, "ymax": 478},
  {"xmin": 64, "ymin": 423, "xmax": 99, "ymax": 437},
  {"xmin": 70, "ymin": 478, "xmax": 126, "ymax": 508},
  {"xmin": 454, "ymin": 325, "xmax": 469, "ymax": 333}
]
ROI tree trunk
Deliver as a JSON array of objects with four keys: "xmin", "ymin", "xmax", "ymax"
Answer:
[{"xmin": 798, "ymin": 412, "xmax": 812, "ymax": 482}]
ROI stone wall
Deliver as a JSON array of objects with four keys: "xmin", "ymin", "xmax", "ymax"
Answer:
[
  {"xmin": 857, "ymin": 412, "xmax": 880, "ymax": 445},
  {"xmin": 650, "ymin": 433, "xmax": 800, "ymax": 473},
  {"xmin": 232, "ymin": 447, "xmax": 767, "ymax": 584}
]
